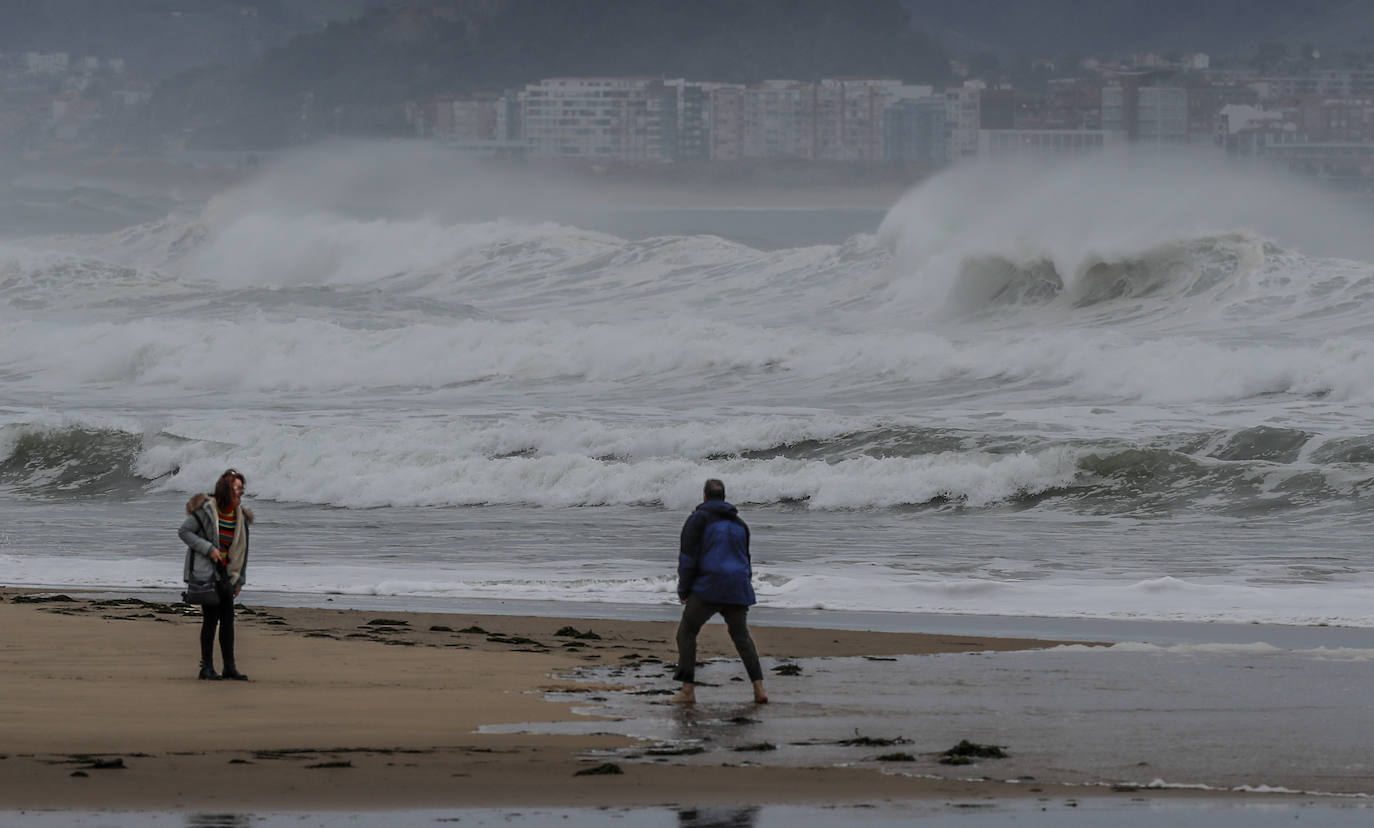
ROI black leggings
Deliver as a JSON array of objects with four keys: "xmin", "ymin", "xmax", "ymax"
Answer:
[
  {"xmin": 200, "ymin": 583, "xmax": 236, "ymax": 668},
  {"xmin": 674, "ymin": 594, "xmax": 763, "ymax": 684}
]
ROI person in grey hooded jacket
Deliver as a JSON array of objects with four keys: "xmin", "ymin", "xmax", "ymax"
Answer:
[{"xmin": 178, "ymin": 468, "xmax": 252, "ymax": 681}]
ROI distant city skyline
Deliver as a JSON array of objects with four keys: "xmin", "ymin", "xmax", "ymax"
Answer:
[{"xmin": 6, "ymin": 1, "xmax": 1374, "ymax": 192}]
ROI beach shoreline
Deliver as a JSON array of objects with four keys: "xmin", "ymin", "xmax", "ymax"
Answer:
[{"xmin": 0, "ymin": 586, "xmax": 1352, "ymax": 812}]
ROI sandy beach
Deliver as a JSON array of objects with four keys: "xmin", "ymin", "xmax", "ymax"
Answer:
[
  {"xmin": 4, "ymin": 586, "xmax": 1363, "ymax": 818},
  {"xmin": 0, "ymin": 587, "xmax": 1141, "ymax": 811}
]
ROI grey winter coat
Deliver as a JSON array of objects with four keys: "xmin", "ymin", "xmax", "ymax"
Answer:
[{"xmin": 179, "ymin": 497, "xmax": 250, "ymax": 587}]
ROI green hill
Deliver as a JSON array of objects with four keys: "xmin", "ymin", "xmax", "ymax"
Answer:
[
  {"xmin": 898, "ymin": 0, "xmax": 1374, "ymax": 59},
  {"xmin": 2, "ymin": 0, "xmax": 379, "ymax": 79},
  {"xmin": 147, "ymin": 0, "xmax": 949, "ymax": 149}
]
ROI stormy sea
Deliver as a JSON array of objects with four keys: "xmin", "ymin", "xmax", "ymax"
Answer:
[{"xmin": 5, "ymin": 143, "xmax": 1374, "ymax": 629}]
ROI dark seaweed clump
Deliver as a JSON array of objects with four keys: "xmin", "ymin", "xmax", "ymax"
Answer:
[{"xmin": 939, "ymin": 740, "xmax": 1007, "ymax": 765}]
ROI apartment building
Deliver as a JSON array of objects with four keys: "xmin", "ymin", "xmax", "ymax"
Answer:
[
  {"xmin": 884, "ymin": 96, "xmax": 947, "ymax": 163},
  {"xmin": 515, "ymin": 77, "xmax": 719, "ymax": 163},
  {"xmin": 945, "ymin": 83, "xmax": 982, "ymax": 161},
  {"xmin": 519, "ymin": 77, "xmax": 656, "ymax": 161},
  {"xmin": 708, "ymin": 85, "xmax": 746, "ymax": 160},
  {"xmin": 814, "ymin": 79, "xmax": 935, "ymax": 162},
  {"xmin": 662, "ymin": 79, "xmax": 712, "ymax": 162},
  {"xmin": 741, "ymin": 80, "xmax": 816, "ymax": 159},
  {"xmin": 1298, "ymin": 95, "xmax": 1374, "ymax": 143},
  {"xmin": 1103, "ymin": 81, "xmax": 1189, "ymax": 144}
]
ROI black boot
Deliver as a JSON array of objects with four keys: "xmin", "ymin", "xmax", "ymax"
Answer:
[
  {"xmin": 221, "ymin": 664, "xmax": 249, "ymax": 681},
  {"xmin": 198, "ymin": 662, "xmax": 221, "ymax": 680}
]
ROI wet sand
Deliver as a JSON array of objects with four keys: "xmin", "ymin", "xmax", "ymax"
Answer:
[{"xmin": 0, "ymin": 588, "xmax": 1335, "ymax": 811}]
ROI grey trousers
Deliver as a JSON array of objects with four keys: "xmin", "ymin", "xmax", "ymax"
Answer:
[{"xmin": 674, "ymin": 593, "xmax": 763, "ymax": 684}]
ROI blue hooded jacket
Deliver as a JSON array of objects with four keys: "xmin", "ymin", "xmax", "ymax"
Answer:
[{"xmin": 678, "ymin": 499, "xmax": 755, "ymax": 606}]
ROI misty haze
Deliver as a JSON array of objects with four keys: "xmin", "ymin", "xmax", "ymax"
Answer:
[{"xmin": 4, "ymin": 1, "xmax": 1374, "ymax": 823}]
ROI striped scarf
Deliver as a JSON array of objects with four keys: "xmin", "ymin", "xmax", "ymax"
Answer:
[{"xmin": 217, "ymin": 507, "xmax": 237, "ymax": 553}]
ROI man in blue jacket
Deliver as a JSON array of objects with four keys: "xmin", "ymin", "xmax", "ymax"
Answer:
[{"xmin": 673, "ymin": 478, "xmax": 768, "ymax": 704}]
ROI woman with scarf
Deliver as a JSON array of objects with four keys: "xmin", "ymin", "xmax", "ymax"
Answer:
[{"xmin": 178, "ymin": 468, "xmax": 253, "ymax": 680}]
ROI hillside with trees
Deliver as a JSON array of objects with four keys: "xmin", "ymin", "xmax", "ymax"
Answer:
[
  {"xmin": 147, "ymin": 0, "xmax": 950, "ymax": 149},
  {"xmin": 2, "ymin": 0, "xmax": 379, "ymax": 79},
  {"xmin": 899, "ymin": 0, "xmax": 1374, "ymax": 61}
]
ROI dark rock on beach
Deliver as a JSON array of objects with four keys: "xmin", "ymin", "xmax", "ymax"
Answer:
[
  {"xmin": 486, "ymin": 635, "xmax": 541, "ymax": 646},
  {"xmin": 939, "ymin": 740, "xmax": 1008, "ymax": 765},
  {"xmin": 554, "ymin": 626, "xmax": 602, "ymax": 640},
  {"xmin": 574, "ymin": 762, "xmax": 623, "ymax": 776},
  {"xmin": 837, "ymin": 736, "xmax": 911, "ymax": 747},
  {"xmin": 644, "ymin": 745, "xmax": 705, "ymax": 756}
]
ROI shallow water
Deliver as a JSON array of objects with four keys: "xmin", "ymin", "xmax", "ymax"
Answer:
[
  {"xmin": 486, "ymin": 639, "xmax": 1374, "ymax": 796},
  {"xmin": 6, "ymin": 492, "xmax": 1374, "ymax": 627}
]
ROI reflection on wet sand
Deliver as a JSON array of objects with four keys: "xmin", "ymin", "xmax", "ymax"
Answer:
[
  {"xmin": 186, "ymin": 815, "xmax": 252, "ymax": 828},
  {"xmin": 677, "ymin": 805, "xmax": 760, "ymax": 828}
]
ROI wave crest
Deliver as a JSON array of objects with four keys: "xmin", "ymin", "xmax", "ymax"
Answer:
[
  {"xmin": 877, "ymin": 151, "xmax": 1374, "ymax": 319},
  {"xmin": 0, "ymin": 424, "xmax": 152, "ymax": 498}
]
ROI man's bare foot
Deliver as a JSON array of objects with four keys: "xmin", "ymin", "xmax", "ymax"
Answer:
[
  {"xmin": 752, "ymin": 680, "xmax": 769, "ymax": 704},
  {"xmin": 671, "ymin": 684, "xmax": 696, "ymax": 704}
]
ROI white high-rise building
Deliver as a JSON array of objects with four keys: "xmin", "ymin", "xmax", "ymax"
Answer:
[
  {"xmin": 519, "ymin": 77, "xmax": 661, "ymax": 161},
  {"xmin": 945, "ymin": 82, "xmax": 982, "ymax": 161}
]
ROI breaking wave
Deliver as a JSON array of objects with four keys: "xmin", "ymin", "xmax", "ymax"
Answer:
[
  {"xmin": 946, "ymin": 231, "xmax": 1269, "ymax": 314},
  {"xmin": 876, "ymin": 150, "xmax": 1374, "ymax": 322},
  {"xmin": 4, "ymin": 418, "xmax": 1370, "ymax": 515},
  {"xmin": 0, "ymin": 423, "xmax": 164, "ymax": 498}
]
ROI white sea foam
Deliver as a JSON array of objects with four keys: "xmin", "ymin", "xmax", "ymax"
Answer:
[
  {"xmin": 8, "ymin": 548, "xmax": 1374, "ymax": 629},
  {"xmin": 136, "ymin": 420, "xmax": 1084, "ymax": 509}
]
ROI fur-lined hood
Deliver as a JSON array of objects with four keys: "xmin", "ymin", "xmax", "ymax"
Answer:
[{"xmin": 186, "ymin": 492, "xmax": 254, "ymax": 523}]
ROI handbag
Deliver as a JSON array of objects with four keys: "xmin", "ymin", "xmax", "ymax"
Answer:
[
  {"xmin": 183, "ymin": 513, "xmax": 230, "ymax": 608},
  {"xmin": 182, "ymin": 579, "xmax": 220, "ymax": 608}
]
